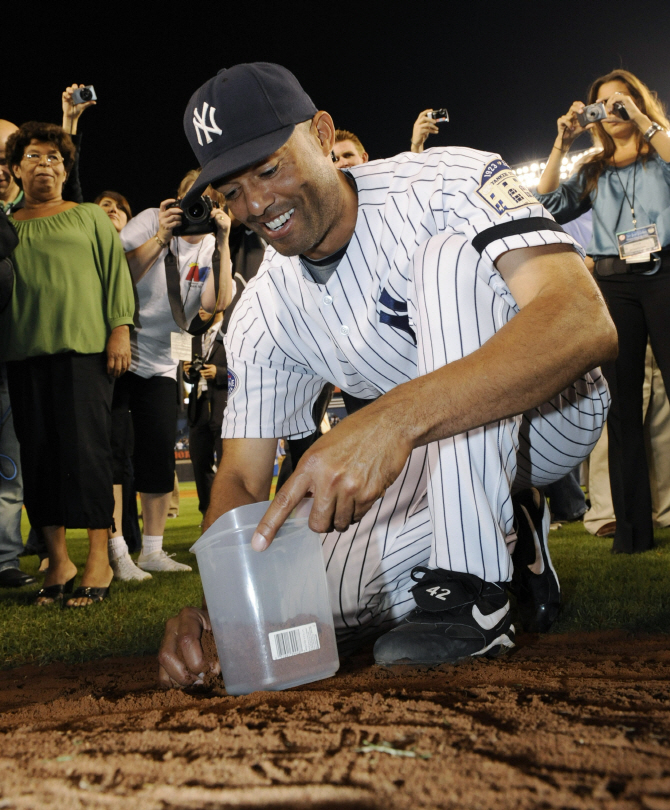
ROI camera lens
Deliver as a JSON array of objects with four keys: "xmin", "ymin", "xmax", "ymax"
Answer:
[
  {"xmin": 187, "ymin": 202, "xmax": 206, "ymax": 221},
  {"xmin": 79, "ymin": 88, "xmax": 93, "ymax": 102}
]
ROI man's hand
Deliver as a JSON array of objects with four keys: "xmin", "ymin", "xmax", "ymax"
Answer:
[
  {"xmin": 158, "ymin": 606, "xmax": 219, "ymax": 688},
  {"xmin": 411, "ymin": 110, "xmax": 440, "ymax": 153},
  {"xmin": 251, "ymin": 397, "xmax": 412, "ymax": 551},
  {"xmin": 200, "ymin": 363, "xmax": 217, "ymax": 380},
  {"xmin": 106, "ymin": 325, "xmax": 131, "ymax": 377},
  {"xmin": 61, "ymin": 84, "xmax": 96, "ymax": 134}
]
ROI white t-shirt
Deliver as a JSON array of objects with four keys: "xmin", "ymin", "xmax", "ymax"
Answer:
[
  {"xmin": 120, "ymin": 208, "xmax": 216, "ymax": 379},
  {"xmin": 222, "ymin": 147, "xmax": 582, "ymax": 439}
]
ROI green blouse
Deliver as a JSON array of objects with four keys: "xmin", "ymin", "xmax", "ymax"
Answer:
[{"xmin": 0, "ymin": 203, "xmax": 135, "ymax": 361}]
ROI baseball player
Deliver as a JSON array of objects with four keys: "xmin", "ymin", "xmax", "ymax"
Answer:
[{"xmin": 158, "ymin": 63, "xmax": 616, "ymax": 685}]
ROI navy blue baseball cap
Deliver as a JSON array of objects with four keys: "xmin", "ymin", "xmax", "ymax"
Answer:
[{"xmin": 183, "ymin": 63, "xmax": 318, "ymax": 203}]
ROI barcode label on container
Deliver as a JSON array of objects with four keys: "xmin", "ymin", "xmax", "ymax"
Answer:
[{"xmin": 268, "ymin": 622, "xmax": 320, "ymax": 660}]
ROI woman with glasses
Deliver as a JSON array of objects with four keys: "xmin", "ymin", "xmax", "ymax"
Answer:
[
  {"xmin": 537, "ymin": 70, "xmax": 670, "ymax": 555},
  {"xmin": 0, "ymin": 121, "xmax": 135, "ymax": 606}
]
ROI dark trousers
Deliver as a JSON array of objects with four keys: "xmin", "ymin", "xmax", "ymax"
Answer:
[
  {"xmin": 189, "ymin": 397, "xmax": 223, "ymax": 515},
  {"xmin": 112, "ymin": 372, "xmax": 177, "ymax": 494},
  {"xmin": 597, "ymin": 267, "xmax": 670, "ymax": 553},
  {"xmin": 6, "ymin": 353, "xmax": 114, "ymax": 529}
]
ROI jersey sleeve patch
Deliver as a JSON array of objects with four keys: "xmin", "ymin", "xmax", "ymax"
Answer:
[
  {"xmin": 227, "ymin": 369, "xmax": 239, "ymax": 399},
  {"xmin": 477, "ymin": 159, "xmax": 537, "ymax": 215}
]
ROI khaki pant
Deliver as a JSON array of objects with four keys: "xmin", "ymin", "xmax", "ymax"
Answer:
[{"xmin": 584, "ymin": 343, "xmax": 670, "ymax": 533}]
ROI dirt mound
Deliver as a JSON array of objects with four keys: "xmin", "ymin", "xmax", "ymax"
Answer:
[{"xmin": 1, "ymin": 631, "xmax": 670, "ymax": 809}]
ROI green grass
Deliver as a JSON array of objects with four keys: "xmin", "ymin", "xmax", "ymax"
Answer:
[
  {"xmin": 2, "ymin": 487, "xmax": 670, "ymax": 669},
  {"xmin": 0, "ymin": 484, "xmax": 204, "ymax": 669}
]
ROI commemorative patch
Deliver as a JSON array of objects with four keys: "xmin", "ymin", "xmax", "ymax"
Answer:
[
  {"xmin": 227, "ymin": 369, "xmax": 239, "ymax": 399},
  {"xmin": 477, "ymin": 159, "xmax": 536, "ymax": 215}
]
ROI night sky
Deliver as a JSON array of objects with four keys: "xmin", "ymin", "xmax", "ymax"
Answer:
[{"xmin": 7, "ymin": 1, "xmax": 670, "ymax": 215}]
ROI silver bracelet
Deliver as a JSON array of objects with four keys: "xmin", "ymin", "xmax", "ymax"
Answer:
[{"xmin": 643, "ymin": 122, "xmax": 664, "ymax": 143}]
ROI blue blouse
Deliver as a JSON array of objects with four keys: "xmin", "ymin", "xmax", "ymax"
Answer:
[{"xmin": 536, "ymin": 154, "xmax": 670, "ymax": 258}]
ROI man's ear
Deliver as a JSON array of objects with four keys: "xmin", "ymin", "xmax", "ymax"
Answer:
[
  {"xmin": 362, "ymin": 152, "xmax": 369, "ymax": 163},
  {"xmin": 310, "ymin": 112, "xmax": 336, "ymax": 157}
]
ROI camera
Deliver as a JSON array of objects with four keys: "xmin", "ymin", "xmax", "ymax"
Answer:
[
  {"xmin": 428, "ymin": 108, "xmax": 449, "ymax": 123},
  {"xmin": 576, "ymin": 102, "xmax": 607, "ymax": 127},
  {"xmin": 576, "ymin": 101, "xmax": 629, "ymax": 128},
  {"xmin": 185, "ymin": 354, "xmax": 205, "ymax": 382},
  {"xmin": 72, "ymin": 85, "xmax": 97, "ymax": 105},
  {"xmin": 171, "ymin": 195, "xmax": 216, "ymax": 237}
]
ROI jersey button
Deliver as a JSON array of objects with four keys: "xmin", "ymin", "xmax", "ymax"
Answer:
[
  {"xmin": 322, "ymin": 294, "xmax": 333, "ymax": 306},
  {"xmin": 340, "ymin": 325, "xmax": 350, "ymax": 336}
]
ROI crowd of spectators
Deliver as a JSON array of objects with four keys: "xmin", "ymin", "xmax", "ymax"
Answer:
[{"xmin": 1, "ymin": 68, "xmax": 669, "ymax": 622}]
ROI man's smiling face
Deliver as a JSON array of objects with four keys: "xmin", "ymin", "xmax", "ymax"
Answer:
[{"xmin": 214, "ymin": 121, "xmax": 344, "ymax": 259}]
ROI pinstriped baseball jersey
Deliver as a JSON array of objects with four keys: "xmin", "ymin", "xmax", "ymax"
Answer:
[
  {"xmin": 220, "ymin": 146, "xmax": 608, "ymax": 617},
  {"xmin": 223, "ymin": 147, "xmax": 582, "ymax": 440}
]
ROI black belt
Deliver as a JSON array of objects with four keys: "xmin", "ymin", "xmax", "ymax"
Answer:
[{"xmin": 595, "ymin": 249, "xmax": 670, "ymax": 277}]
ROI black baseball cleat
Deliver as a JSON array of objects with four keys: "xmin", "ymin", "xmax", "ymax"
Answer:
[
  {"xmin": 373, "ymin": 567, "xmax": 515, "ymax": 666},
  {"xmin": 510, "ymin": 487, "xmax": 561, "ymax": 633}
]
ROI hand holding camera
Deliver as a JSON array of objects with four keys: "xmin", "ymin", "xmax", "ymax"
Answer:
[
  {"xmin": 184, "ymin": 356, "xmax": 216, "ymax": 383},
  {"xmin": 62, "ymin": 84, "xmax": 97, "ymax": 134},
  {"xmin": 158, "ymin": 196, "xmax": 230, "ymax": 240},
  {"xmin": 411, "ymin": 109, "xmax": 442, "ymax": 154}
]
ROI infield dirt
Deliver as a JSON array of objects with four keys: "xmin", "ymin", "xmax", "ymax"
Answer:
[{"xmin": 2, "ymin": 630, "xmax": 670, "ymax": 810}]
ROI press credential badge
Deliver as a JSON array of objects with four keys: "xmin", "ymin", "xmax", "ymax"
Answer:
[
  {"xmin": 616, "ymin": 224, "xmax": 661, "ymax": 263},
  {"xmin": 170, "ymin": 331, "xmax": 192, "ymax": 361}
]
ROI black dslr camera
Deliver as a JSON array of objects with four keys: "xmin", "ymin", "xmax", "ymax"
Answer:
[
  {"xmin": 184, "ymin": 354, "xmax": 205, "ymax": 383},
  {"xmin": 428, "ymin": 108, "xmax": 449, "ymax": 123},
  {"xmin": 171, "ymin": 195, "xmax": 216, "ymax": 237}
]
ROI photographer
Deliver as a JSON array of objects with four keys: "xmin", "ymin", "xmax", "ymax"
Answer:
[
  {"xmin": 107, "ymin": 170, "xmax": 232, "ymax": 578},
  {"xmin": 536, "ymin": 69, "xmax": 670, "ymax": 555},
  {"xmin": 184, "ymin": 308, "xmax": 226, "ymax": 520}
]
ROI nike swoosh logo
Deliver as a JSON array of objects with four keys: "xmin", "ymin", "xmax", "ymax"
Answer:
[
  {"xmin": 520, "ymin": 504, "xmax": 545, "ymax": 575},
  {"xmin": 472, "ymin": 602, "xmax": 510, "ymax": 630}
]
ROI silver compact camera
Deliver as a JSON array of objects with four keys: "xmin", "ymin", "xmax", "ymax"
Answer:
[
  {"xmin": 576, "ymin": 102, "xmax": 607, "ymax": 127},
  {"xmin": 72, "ymin": 86, "xmax": 97, "ymax": 105},
  {"xmin": 428, "ymin": 108, "xmax": 449, "ymax": 123},
  {"xmin": 576, "ymin": 100, "xmax": 629, "ymax": 128}
]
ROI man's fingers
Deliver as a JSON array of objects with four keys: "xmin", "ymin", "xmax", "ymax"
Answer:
[
  {"xmin": 158, "ymin": 618, "xmax": 197, "ymax": 688},
  {"xmin": 253, "ymin": 472, "xmax": 313, "ymax": 550},
  {"xmin": 158, "ymin": 610, "xmax": 209, "ymax": 688}
]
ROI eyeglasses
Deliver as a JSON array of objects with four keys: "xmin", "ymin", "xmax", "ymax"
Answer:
[{"xmin": 22, "ymin": 153, "xmax": 64, "ymax": 165}]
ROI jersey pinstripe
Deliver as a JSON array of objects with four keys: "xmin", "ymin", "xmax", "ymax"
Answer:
[{"xmin": 221, "ymin": 146, "xmax": 609, "ymax": 638}]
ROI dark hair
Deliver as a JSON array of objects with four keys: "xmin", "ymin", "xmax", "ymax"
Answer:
[
  {"xmin": 6, "ymin": 122, "xmax": 76, "ymax": 188},
  {"xmin": 94, "ymin": 190, "xmax": 133, "ymax": 221},
  {"xmin": 580, "ymin": 70, "xmax": 670, "ymax": 198}
]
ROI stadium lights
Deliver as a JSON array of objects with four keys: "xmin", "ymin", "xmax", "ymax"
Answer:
[{"xmin": 513, "ymin": 147, "xmax": 598, "ymax": 188}]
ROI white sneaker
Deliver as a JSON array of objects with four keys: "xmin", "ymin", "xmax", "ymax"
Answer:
[
  {"xmin": 111, "ymin": 552, "xmax": 152, "ymax": 581},
  {"xmin": 137, "ymin": 550, "xmax": 192, "ymax": 572}
]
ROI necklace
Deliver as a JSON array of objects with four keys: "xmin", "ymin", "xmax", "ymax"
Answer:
[{"xmin": 612, "ymin": 152, "xmax": 639, "ymax": 228}]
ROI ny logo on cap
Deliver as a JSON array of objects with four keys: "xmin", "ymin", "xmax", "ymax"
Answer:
[{"xmin": 193, "ymin": 102, "xmax": 222, "ymax": 146}]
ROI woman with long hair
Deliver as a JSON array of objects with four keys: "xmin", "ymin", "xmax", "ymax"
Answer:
[{"xmin": 537, "ymin": 69, "xmax": 670, "ymax": 554}]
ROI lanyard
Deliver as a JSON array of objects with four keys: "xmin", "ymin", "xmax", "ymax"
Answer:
[{"xmin": 613, "ymin": 157, "xmax": 639, "ymax": 227}]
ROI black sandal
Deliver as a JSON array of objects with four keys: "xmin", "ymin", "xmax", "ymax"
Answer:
[
  {"xmin": 33, "ymin": 576, "xmax": 76, "ymax": 606},
  {"xmin": 63, "ymin": 585, "xmax": 111, "ymax": 608}
]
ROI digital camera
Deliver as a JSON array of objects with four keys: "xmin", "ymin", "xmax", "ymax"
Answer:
[
  {"xmin": 576, "ymin": 101, "xmax": 629, "ymax": 128},
  {"xmin": 171, "ymin": 195, "xmax": 216, "ymax": 236},
  {"xmin": 428, "ymin": 108, "xmax": 449, "ymax": 123},
  {"xmin": 185, "ymin": 354, "xmax": 205, "ymax": 382},
  {"xmin": 72, "ymin": 86, "xmax": 97, "ymax": 105}
]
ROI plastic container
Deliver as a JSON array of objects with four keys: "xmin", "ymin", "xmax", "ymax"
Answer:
[{"xmin": 190, "ymin": 499, "xmax": 339, "ymax": 695}]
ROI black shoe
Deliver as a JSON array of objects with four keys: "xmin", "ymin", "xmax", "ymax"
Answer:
[
  {"xmin": 373, "ymin": 567, "xmax": 515, "ymax": 666},
  {"xmin": 510, "ymin": 488, "xmax": 560, "ymax": 633},
  {"xmin": 33, "ymin": 576, "xmax": 75, "ymax": 605},
  {"xmin": 63, "ymin": 584, "xmax": 111, "ymax": 608},
  {"xmin": 0, "ymin": 567, "xmax": 37, "ymax": 588}
]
